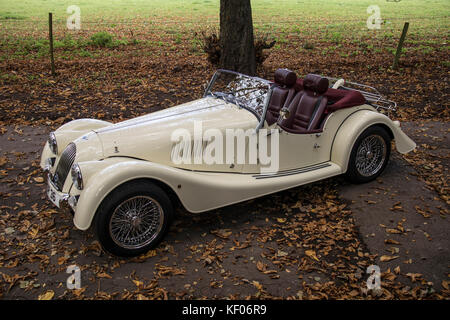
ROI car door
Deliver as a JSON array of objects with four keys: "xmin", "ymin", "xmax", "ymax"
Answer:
[
  {"xmin": 241, "ymin": 125, "xmax": 330, "ymax": 174},
  {"xmin": 276, "ymin": 130, "xmax": 330, "ymax": 171}
]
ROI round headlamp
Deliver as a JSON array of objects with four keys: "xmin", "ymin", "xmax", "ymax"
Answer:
[
  {"xmin": 48, "ymin": 132, "xmax": 58, "ymax": 155},
  {"xmin": 71, "ymin": 163, "xmax": 83, "ymax": 190}
]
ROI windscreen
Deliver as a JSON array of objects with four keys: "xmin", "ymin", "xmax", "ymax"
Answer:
[{"xmin": 205, "ymin": 70, "xmax": 271, "ymax": 119}]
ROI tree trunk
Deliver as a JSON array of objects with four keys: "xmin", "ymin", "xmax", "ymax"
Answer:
[{"xmin": 219, "ymin": 0, "xmax": 256, "ymax": 75}]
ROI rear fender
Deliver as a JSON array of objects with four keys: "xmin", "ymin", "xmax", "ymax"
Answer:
[{"xmin": 331, "ymin": 110, "xmax": 416, "ymax": 172}]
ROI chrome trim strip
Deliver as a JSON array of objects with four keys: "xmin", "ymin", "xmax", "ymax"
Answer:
[{"xmin": 253, "ymin": 162, "xmax": 332, "ymax": 179}]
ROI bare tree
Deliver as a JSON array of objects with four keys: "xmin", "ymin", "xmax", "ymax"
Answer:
[{"xmin": 219, "ymin": 0, "xmax": 256, "ymax": 75}]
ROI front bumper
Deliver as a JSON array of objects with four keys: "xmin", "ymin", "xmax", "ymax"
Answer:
[
  {"xmin": 45, "ymin": 171, "xmax": 79, "ymax": 214},
  {"xmin": 46, "ymin": 173, "xmax": 69, "ymax": 208}
]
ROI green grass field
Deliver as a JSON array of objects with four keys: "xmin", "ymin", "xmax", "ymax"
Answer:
[
  {"xmin": 0, "ymin": 0, "xmax": 448, "ymax": 62},
  {"xmin": 1, "ymin": 0, "xmax": 448, "ymax": 21},
  {"xmin": 1, "ymin": 0, "xmax": 448, "ymax": 32}
]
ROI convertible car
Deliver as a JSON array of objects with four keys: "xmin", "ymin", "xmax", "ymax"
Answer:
[{"xmin": 40, "ymin": 68, "xmax": 416, "ymax": 256}]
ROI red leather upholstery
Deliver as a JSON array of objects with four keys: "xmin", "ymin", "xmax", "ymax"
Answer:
[
  {"xmin": 266, "ymin": 69, "xmax": 297, "ymax": 125},
  {"xmin": 266, "ymin": 71, "xmax": 366, "ymax": 129},
  {"xmin": 293, "ymin": 79, "xmax": 304, "ymax": 92},
  {"xmin": 274, "ymin": 68, "xmax": 297, "ymax": 87},
  {"xmin": 266, "ymin": 87, "xmax": 290, "ymax": 125},
  {"xmin": 324, "ymin": 88, "xmax": 366, "ymax": 112},
  {"xmin": 303, "ymin": 74, "xmax": 328, "ymax": 94},
  {"xmin": 279, "ymin": 74, "xmax": 329, "ymax": 133}
]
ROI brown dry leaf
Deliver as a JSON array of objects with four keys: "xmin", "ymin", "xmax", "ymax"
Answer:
[
  {"xmin": 57, "ymin": 256, "xmax": 69, "ymax": 265},
  {"xmin": 394, "ymin": 266, "xmax": 401, "ymax": 274},
  {"xmin": 38, "ymin": 290, "xmax": 54, "ymax": 300},
  {"xmin": 386, "ymin": 228, "xmax": 402, "ymax": 234},
  {"xmin": 380, "ymin": 255, "xmax": 399, "ymax": 262},
  {"xmin": 33, "ymin": 177, "xmax": 44, "ymax": 183},
  {"xmin": 385, "ymin": 239, "xmax": 401, "ymax": 245},
  {"xmin": 211, "ymin": 229, "xmax": 232, "ymax": 239},
  {"xmin": 73, "ymin": 287, "xmax": 86, "ymax": 297},
  {"xmin": 256, "ymin": 261, "xmax": 265, "ymax": 272},
  {"xmin": 406, "ymin": 273, "xmax": 422, "ymax": 282},
  {"xmin": 132, "ymin": 279, "xmax": 144, "ymax": 288},
  {"xmin": 305, "ymin": 250, "xmax": 319, "ymax": 261},
  {"xmin": 97, "ymin": 272, "xmax": 112, "ymax": 279},
  {"xmin": 252, "ymin": 281, "xmax": 263, "ymax": 291}
]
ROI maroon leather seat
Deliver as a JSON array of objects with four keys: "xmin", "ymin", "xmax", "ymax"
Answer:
[
  {"xmin": 265, "ymin": 69, "xmax": 297, "ymax": 125},
  {"xmin": 278, "ymin": 74, "xmax": 329, "ymax": 133}
]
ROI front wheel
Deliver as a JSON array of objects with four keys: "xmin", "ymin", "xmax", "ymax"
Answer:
[
  {"xmin": 94, "ymin": 180, "xmax": 174, "ymax": 257},
  {"xmin": 345, "ymin": 126, "xmax": 391, "ymax": 184}
]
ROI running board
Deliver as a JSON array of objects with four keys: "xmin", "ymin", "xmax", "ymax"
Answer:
[{"xmin": 253, "ymin": 162, "xmax": 332, "ymax": 179}]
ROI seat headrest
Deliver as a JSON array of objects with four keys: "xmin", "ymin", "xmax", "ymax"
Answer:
[
  {"xmin": 303, "ymin": 74, "xmax": 329, "ymax": 94},
  {"xmin": 274, "ymin": 68, "xmax": 297, "ymax": 87}
]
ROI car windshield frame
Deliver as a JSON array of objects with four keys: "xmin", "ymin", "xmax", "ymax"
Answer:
[{"xmin": 203, "ymin": 69, "xmax": 274, "ymax": 130}]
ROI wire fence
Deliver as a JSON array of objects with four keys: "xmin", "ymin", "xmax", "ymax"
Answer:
[
  {"xmin": 1, "ymin": 15, "xmax": 448, "ymax": 38},
  {"xmin": 0, "ymin": 13, "xmax": 447, "ymax": 64}
]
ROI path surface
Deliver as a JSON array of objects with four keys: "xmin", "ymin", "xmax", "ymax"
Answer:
[{"xmin": 0, "ymin": 121, "xmax": 448, "ymax": 299}]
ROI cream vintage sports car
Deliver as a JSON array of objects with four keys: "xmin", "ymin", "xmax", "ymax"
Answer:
[{"xmin": 40, "ymin": 69, "xmax": 416, "ymax": 256}]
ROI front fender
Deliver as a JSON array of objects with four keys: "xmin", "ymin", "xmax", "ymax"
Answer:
[
  {"xmin": 73, "ymin": 158, "xmax": 186, "ymax": 230},
  {"xmin": 53, "ymin": 119, "xmax": 111, "ymax": 154},
  {"xmin": 331, "ymin": 110, "xmax": 416, "ymax": 172}
]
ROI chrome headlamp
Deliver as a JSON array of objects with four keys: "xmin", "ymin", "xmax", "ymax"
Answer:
[
  {"xmin": 71, "ymin": 163, "xmax": 83, "ymax": 190},
  {"xmin": 48, "ymin": 132, "xmax": 58, "ymax": 155}
]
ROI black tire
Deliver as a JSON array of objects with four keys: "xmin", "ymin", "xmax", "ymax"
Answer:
[
  {"xmin": 345, "ymin": 126, "xmax": 391, "ymax": 184},
  {"xmin": 94, "ymin": 180, "xmax": 174, "ymax": 257}
]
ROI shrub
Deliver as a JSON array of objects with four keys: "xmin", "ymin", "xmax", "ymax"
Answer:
[
  {"xmin": 197, "ymin": 29, "xmax": 276, "ymax": 67},
  {"xmin": 90, "ymin": 32, "xmax": 114, "ymax": 47},
  {"xmin": 303, "ymin": 42, "xmax": 314, "ymax": 50}
]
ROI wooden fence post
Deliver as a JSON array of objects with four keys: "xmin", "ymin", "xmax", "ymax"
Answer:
[
  {"xmin": 49, "ymin": 12, "xmax": 56, "ymax": 76},
  {"xmin": 393, "ymin": 22, "xmax": 409, "ymax": 70}
]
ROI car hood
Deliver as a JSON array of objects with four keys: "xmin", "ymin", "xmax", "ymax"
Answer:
[{"xmin": 92, "ymin": 97, "xmax": 259, "ymax": 169}]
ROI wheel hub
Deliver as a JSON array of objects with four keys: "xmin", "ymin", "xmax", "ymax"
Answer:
[{"xmin": 130, "ymin": 215, "xmax": 142, "ymax": 229}]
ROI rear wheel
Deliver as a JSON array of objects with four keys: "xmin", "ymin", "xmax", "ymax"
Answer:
[
  {"xmin": 94, "ymin": 180, "xmax": 174, "ymax": 257},
  {"xmin": 345, "ymin": 126, "xmax": 391, "ymax": 184}
]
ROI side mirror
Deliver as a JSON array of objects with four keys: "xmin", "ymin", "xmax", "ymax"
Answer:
[{"xmin": 280, "ymin": 107, "xmax": 290, "ymax": 120}]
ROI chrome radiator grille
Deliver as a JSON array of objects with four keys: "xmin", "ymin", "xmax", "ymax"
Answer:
[{"xmin": 52, "ymin": 142, "xmax": 76, "ymax": 191}]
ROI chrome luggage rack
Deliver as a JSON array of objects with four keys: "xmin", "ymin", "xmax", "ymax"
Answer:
[{"xmin": 325, "ymin": 77, "xmax": 397, "ymax": 112}]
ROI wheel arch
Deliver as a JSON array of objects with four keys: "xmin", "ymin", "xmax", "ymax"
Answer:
[
  {"xmin": 331, "ymin": 110, "xmax": 415, "ymax": 172},
  {"xmin": 73, "ymin": 158, "xmax": 186, "ymax": 231},
  {"xmin": 104, "ymin": 177, "xmax": 182, "ymax": 210}
]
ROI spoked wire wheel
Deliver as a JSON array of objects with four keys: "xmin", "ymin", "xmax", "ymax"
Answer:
[
  {"xmin": 355, "ymin": 134, "xmax": 387, "ymax": 177},
  {"xmin": 346, "ymin": 126, "xmax": 391, "ymax": 184},
  {"xmin": 109, "ymin": 196, "xmax": 164, "ymax": 250},
  {"xmin": 95, "ymin": 180, "xmax": 174, "ymax": 257}
]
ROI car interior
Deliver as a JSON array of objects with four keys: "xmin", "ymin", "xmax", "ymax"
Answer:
[{"xmin": 266, "ymin": 68, "xmax": 366, "ymax": 133}]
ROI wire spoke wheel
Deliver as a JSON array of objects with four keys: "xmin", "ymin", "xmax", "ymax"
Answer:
[
  {"xmin": 109, "ymin": 195, "xmax": 164, "ymax": 250},
  {"xmin": 355, "ymin": 134, "xmax": 387, "ymax": 177}
]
